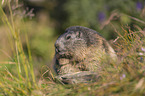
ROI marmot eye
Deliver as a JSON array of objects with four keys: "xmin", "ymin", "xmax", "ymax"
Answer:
[{"xmin": 66, "ymin": 35, "xmax": 71, "ymax": 40}]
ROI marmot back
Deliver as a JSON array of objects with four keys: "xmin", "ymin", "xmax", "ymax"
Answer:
[{"xmin": 53, "ymin": 26, "xmax": 117, "ymax": 75}]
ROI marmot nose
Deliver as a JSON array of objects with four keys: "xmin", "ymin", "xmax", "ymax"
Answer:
[
  {"xmin": 55, "ymin": 44, "xmax": 60, "ymax": 52},
  {"xmin": 55, "ymin": 43, "xmax": 64, "ymax": 53}
]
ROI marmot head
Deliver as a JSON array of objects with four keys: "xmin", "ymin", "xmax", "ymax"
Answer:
[{"xmin": 55, "ymin": 26, "xmax": 102, "ymax": 60}]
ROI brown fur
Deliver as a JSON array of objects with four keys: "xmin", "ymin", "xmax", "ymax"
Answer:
[{"xmin": 53, "ymin": 26, "xmax": 117, "ymax": 75}]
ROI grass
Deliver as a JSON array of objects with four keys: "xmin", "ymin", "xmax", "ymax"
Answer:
[
  {"xmin": 0, "ymin": 1, "xmax": 38, "ymax": 95},
  {"xmin": 0, "ymin": 1, "xmax": 145, "ymax": 96}
]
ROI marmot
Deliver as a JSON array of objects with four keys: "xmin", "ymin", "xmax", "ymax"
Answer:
[{"xmin": 53, "ymin": 26, "xmax": 117, "ymax": 75}]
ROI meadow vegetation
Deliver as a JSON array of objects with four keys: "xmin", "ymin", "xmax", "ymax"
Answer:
[{"xmin": 0, "ymin": 0, "xmax": 145, "ymax": 96}]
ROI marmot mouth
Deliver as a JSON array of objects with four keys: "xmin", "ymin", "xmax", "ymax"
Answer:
[
  {"xmin": 56, "ymin": 51, "xmax": 72, "ymax": 59},
  {"xmin": 57, "ymin": 51, "xmax": 66, "ymax": 55}
]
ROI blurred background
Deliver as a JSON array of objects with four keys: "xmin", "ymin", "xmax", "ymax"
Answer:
[{"xmin": 0, "ymin": 0, "xmax": 145, "ymax": 77}]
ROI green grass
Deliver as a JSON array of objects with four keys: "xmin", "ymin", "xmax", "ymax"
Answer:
[
  {"xmin": 0, "ymin": 1, "xmax": 38, "ymax": 95},
  {"xmin": 0, "ymin": 1, "xmax": 145, "ymax": 96}
]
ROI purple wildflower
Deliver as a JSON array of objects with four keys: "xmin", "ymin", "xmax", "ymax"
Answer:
[
  {"xmin": 120, "ymin": 74, "xmax": 126, "ymax": 80},
  {"xmin": 98, "ymin": 12, "xmax": 106, "ymax": 22},
  {"xmin": 141, "ymin": 47, "xmax": 145, "ymax": 52},
  {"xmin": 136, "ymin": 2, "xmax": 143, "ymax": 11}
]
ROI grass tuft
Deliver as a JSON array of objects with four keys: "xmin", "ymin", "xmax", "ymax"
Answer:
[{"xmin": 0, "ymin": 1, "xmax": 38, "ymax": 95}]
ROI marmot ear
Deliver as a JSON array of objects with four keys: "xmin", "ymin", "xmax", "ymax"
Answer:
[{"xmin": 76, "ymin": 31, "xmax": 82, "ymax": 38}]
